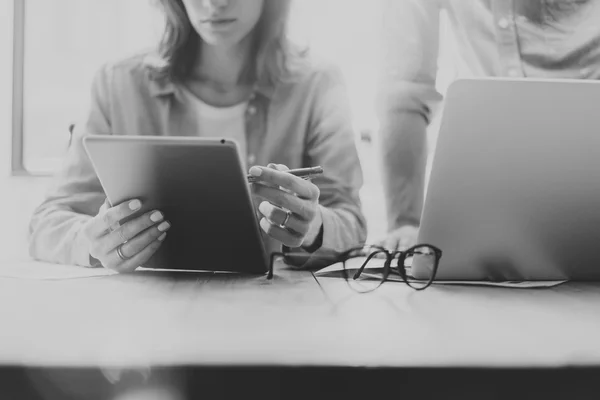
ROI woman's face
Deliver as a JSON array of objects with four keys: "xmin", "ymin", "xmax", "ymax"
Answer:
[{"xmin": 181, "ymin": 0, "xmax": 265, "ymax": 48}]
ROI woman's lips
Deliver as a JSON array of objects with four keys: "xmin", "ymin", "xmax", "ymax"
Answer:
[{"xmin": 203, "ymin": 18, "xmax": 237, "ymax": 30}]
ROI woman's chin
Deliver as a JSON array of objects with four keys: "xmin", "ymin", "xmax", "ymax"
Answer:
[{"xmin": 199, "ymin": 31, "xmax": 244, "ymax": 48}]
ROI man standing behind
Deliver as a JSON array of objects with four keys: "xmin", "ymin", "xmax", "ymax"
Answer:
[{"xmin": 377, "ymin": 0, "xmax": 600, "ymax": 250}]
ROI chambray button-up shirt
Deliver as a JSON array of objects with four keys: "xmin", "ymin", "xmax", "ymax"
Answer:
[{"xmin": 29, "ymin": 53, "xmax": 367, "ymax": 269}]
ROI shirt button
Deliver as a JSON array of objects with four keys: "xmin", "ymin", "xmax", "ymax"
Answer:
[
  {"xmin": 248, "ymin": 154, "xmax": 256, "ymax": 165},
  {"xmin": 508, "ymin": 68, "xmax": 520, "ymax": 78},
  {"xmin": 498, "ymin": 18, "xmax": 510, "ymax": 29},
  {"xmin": 247, "ymin": 106, "xmax": 257, "ymax": 115}
]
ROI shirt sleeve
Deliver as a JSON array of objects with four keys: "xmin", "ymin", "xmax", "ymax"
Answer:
[
  {"xmin": 376, "ymin": 0, "xmax": 443, "ymax": 231},
  {"xmin": 282, "ymin": 64, "xmax": 368, "ymax": 269},
  {"xmin": 28, "ymin": 66, "xmax": 111, "ymax": 266}
]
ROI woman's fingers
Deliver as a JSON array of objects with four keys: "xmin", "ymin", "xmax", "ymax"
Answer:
[
  {"xmin": 259, "ymin": 218, "xmax": 303, "ymax": 249},
  {"xmin": 86, "ymin": 199, "xmax": 142, "ymax": 238},
  {"xmin": 249, "ymin": 164, "xmax": 323, "ymax": 248},
  {"xmin": 253, "ymin": 185, "xmax": 316, "ymax": 222},
  {"xmin": 116, "ymin": 220, "xmax": 171, "ymax": 259},
  {"xmin": 105, "ymin": 234, "xmax": 167, "ymax": 273},
  {"xmin": 269, "ymin": 163, "xmax": 289, "ymax": 172},
  {"xmin": 249, "ymin": 166, "xmax": 319, "ymax": 200},
  {"xmin": 258, "ymin": 201, "xmax": 310, "ymax": 234},
  {"xmin": 83, "ymin": 198, "xmax": 172, "ymax": 273},
  {"xmin": 100, "ymin": 210, "xmax": 166, "ymax": 254}
]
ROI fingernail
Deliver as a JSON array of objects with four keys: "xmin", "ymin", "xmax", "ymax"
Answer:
[
  {"xmin": 158, "ymin": 233, "xmax": 167, "ymax": 242},
  {"xmin": 258, "ymin": 201, "xmax": 269, "ymax": 215},
  {"xmin": 158, "ymin": 221, "xmax": 170, "ymax": 232},
  {"xmin": 129, "ymin": 200, "xmax": 141, "ymax": 210},
  {"xmin": 249, "ymin": 166, "xmax": 262, "ymax": 177},
  {"xmin": 260, "ymin": 218, "xmax": 270, "ymax": 232},
  {"xmin": 268, "ymin": 163, "xmax": 276, "ymax": 168},
  {"xmin": 150, "ymin": 211, "xmax": 163, "ymax": 222}
]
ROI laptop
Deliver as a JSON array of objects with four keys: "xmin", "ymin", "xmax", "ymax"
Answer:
[{"xmin": 414, "ymin": 78, "xmax": 600, "ymax": 281}]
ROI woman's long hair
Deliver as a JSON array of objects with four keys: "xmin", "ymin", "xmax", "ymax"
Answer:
[{"xmin": 152, "ymin": 0, "xmax": 296, "ymax": 87}]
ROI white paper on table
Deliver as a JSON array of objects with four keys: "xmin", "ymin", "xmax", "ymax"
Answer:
[
  {"xmin": 314, "ymin": 258, "xmax": 568, "ymax": 289},
  {"xmin": 0, "ymin": 260, "xmax": 117, "ymax": 280}
]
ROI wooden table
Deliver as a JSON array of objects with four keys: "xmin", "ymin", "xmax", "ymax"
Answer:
[{"xmin": 2, "ymin": 262, "xmax": 600, "ymax": 398}]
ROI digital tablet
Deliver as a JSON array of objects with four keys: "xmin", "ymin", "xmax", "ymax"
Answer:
[{"xmin": 83, "ymin": 135, "xmax": 268, "ymax": 274}]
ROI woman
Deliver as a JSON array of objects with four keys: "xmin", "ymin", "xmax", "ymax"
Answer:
[{"xmin": 28, "ymin": 0, "xmax": 366, "ymax": 273}]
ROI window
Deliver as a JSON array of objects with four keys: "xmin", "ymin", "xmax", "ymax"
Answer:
[
  {"xmin": 14, "ymin": 0, "xmax": 162, "ymax": 174},
  {"xmin": 2, "ymin": 1, "xmax": 14, "ymax": 176}
]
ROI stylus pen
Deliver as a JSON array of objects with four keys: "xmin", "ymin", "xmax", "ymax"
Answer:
[{"xmin": 247, "ymin": 166, "xmax": 324, "ymax": 183}]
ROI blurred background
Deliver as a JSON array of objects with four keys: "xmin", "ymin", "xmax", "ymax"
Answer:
[{"xmin": 0, "ymin": 0, "xmax": 457, "ymax": 259}]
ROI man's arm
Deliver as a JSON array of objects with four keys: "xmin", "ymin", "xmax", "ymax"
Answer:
[
  {"xmin": 376, "ymin": 0, "xmax": 443, "ymax": 239},
  {"xmin": 379, "ymin": 110, "xmax": 428, "ymax": 230}
]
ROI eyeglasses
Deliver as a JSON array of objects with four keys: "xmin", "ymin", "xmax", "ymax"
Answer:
[
  {"xmin": 336, "ymin": 244, "xmax": 443, "ymax": 292},
  {"xmin": 268, "ymin": 244, "xmax": 442, "ymax": 291}
]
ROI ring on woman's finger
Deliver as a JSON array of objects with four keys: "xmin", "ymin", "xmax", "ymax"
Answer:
[
  {"xmin": 279, "ymin": 210, "xmax": 292, "ymax": 229},
  {"xmin": 116, "ymin": 244, "xmax": 131, "ymax": 261}
]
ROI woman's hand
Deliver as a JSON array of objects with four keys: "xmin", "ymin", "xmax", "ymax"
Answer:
[
  {"xmin": 81, "ymin": 199, "xmax": 171, "ymax": 273},
  {"xmin": 250, "ymin": 164, "xmax": 323, "ymax": 249}
]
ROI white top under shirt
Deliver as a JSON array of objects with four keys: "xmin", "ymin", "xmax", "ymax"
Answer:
[{"xmin": 180, "ymin": 86, "xmax": 248, "ymax": 167}]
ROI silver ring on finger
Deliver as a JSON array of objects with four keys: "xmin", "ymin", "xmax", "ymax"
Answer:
[
  {"xmin": 116, "ymin": 244, "xmax": 131, "ymax": 261},
  {"xmin": 279, "ymin": 210, "xmax": 292, "ymax": 229}
]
